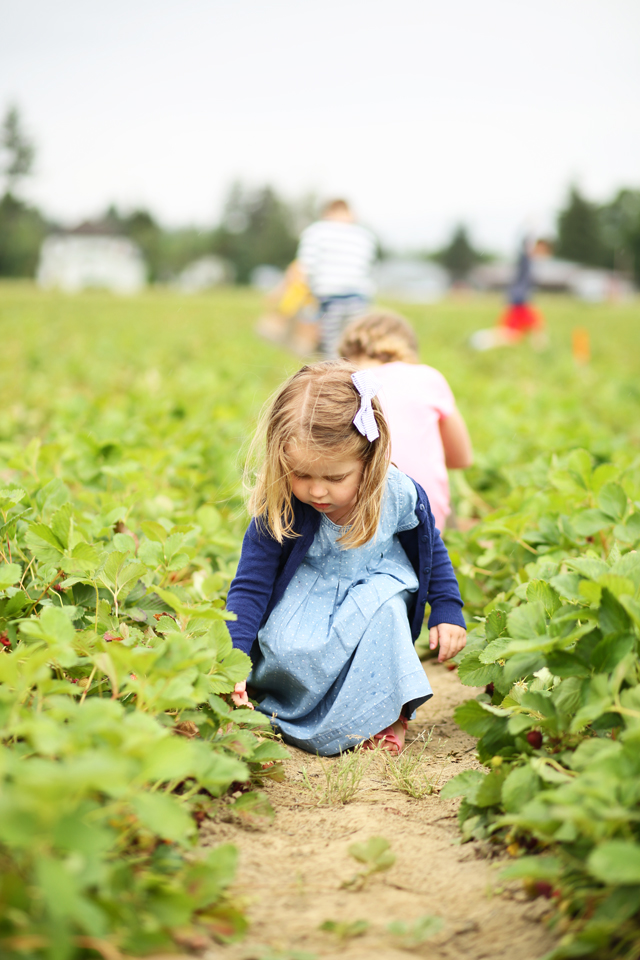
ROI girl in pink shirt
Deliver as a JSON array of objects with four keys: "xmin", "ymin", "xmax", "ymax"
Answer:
[{"xmin": 338, "ymin": 311, "xmax": 473, "ymax": 530}]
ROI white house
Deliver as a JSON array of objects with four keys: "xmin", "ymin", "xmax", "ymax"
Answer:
[
  {"xmin": 37, "ymin": 226, "xmax": 146, "ymax": 294},
  {"xmin": 470, "ymin": 257, "xmax": 634, "ymax": 302},
  {"xmin": 373, "ymin": 258, "xmax": 450, "ymax": 302},
  {"xmin": 176, "ymin": 255, "xmax": 233, "ymax": 293}
]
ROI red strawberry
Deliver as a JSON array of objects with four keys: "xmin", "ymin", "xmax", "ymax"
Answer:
[
  {"xmin": 0, "ymin": 633, "xmax": 12, "ymax": 648},
  {"xmin": 527, "ymin": 730, "xmax": 543, "ymax": 749}
]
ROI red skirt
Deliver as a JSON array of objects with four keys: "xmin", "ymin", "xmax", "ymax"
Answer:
[{"xmin": 499, "ymin": 303, "xmax": 544, "ymax": 333}]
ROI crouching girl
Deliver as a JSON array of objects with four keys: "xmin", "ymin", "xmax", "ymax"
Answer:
[{"xmin": 226, "ymin": 360, "xmax": 466, "ymax": 755}]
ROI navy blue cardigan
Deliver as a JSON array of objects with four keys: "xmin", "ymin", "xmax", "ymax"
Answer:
[{"xmin": 226, "ymin": 477, "xmax": 465, "ymax": 658}]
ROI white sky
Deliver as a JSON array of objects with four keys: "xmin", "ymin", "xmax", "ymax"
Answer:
[{"xmin": 1, "ymin": 0, "xmax": 639, "ymax": 252}]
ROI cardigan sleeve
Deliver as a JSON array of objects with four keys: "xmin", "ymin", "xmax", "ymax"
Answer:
[
  {"xmin": 426, "ymin": 524, "xmax": 466, "ymax": 629},
  {"xmin": 225, "ymin": 519, "xmax": 284, "ymax": 655}
]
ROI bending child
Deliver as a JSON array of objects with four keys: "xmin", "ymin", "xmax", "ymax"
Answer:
[
  {"xmin": 226, "ymin": 360, "xmax": 466, "ymax": 756},
  {"xmin": 338, "ymin": 311, "xmax": 473, "ymax": 532}
]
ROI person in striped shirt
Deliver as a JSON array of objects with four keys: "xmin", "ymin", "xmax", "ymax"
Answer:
[{"xmin": 295, "ymin": 199, "xmax": 377, "ymax": 357}]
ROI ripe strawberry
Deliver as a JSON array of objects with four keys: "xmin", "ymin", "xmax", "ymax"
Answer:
[
  {"xmin": 0, "ymin": 633, "xmax": 12, "ymax": 648},
  {"xmin": 526, "ymin": 730, "xmax": 543, "ymax": 749},
  {"xmin": 535, "ymin": 881, "xmax": 554, "ymax": 899}
]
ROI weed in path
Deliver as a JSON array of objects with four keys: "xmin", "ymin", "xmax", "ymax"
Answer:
[
  {"xmin": 319, "ymin": 918, "xmax": 370, "ymax": 940},
  {"xmin": 387, "ymin": 914, "xmax": 444, "ymax": 948},
  {"xmin": 384, "ymin": 729, "xmax": 443, "ymax": 799},
  {"xmin": 342, "ymin": 835, "xmax": 395, "ymax": 890},
  {"xmin": 301, "ymin": 748, "xmax": 373, "ymax": 805}
]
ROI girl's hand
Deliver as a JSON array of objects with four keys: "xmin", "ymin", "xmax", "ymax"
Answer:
[
  {"xmin": 231, "ymin": 680, "xmax": 254, "ymax": 709},
  {"xmin": 429, "ymin": 623, "xmax": 467, "ymax": 663}
]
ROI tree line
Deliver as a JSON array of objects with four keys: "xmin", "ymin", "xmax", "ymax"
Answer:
[{"xmin": 1, "ymin": 105, "xmax": 639, "ymax": 285}]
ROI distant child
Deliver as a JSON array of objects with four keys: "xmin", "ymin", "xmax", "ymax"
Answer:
[
  {"xmin": 295, "ymin": 199, "xmax": 377, "ymax": 357},
  {"xmin": 338, "ymin": 311, "xmax": 473, "ymax": 532},
  {"xmin": 469, "ymin": 237, "xmax": 548, "ymax": 350},
  {"xmin": 226, "ymin": 360, "xmax": 466, "ymax": 756}
]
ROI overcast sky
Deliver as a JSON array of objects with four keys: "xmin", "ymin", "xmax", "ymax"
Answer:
[{"xmin": 1, "ymin": 0, "xmax": 639, "ymax": 252}]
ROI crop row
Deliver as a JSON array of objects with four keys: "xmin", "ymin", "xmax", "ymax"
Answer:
[{"xmin": 448, "ymin": 446, "xmax": 640, "ymax": 960}]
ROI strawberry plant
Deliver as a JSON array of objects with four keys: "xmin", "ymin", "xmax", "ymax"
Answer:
[
  {"xmin": 445, "ymin": 444, "xmax": 640, "ymax": 959},
  {"xmin": 0, "ymin": 286, "xmax": 292, "ymax": 958}
]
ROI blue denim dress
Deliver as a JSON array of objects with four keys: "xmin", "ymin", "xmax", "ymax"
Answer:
[{"xmin": 249, "ymin": 467, "xmax": 433, "ymax": 755}]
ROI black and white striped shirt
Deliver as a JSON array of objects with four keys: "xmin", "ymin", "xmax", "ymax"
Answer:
[{"xmin": 297, "ymin": 220, "xmax": 376, "ymax": 299}]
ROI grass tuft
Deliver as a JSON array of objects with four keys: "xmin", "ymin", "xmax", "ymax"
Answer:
[
  {"xmin": 384, "ymin": 728, "xmax": 443, "ymax": 799},
  {"xmin": 301, "ymin": 748, "xmax": 373, "ymax": 805}
]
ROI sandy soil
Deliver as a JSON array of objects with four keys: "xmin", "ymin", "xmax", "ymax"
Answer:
[{"xmin": 201, "ymin": 662, "xmax": 557, "ymax": 960}]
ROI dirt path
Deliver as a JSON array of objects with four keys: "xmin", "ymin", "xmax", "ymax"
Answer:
[{"xmin": 203, "ymin": 662, "xmax": 557, "ymax": 960}]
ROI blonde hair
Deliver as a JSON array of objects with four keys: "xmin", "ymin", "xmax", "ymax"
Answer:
[
  {"xmin": 246, "ymin": 360, "xmax": 390, "ymax": 548},
  {"xmin": 338, "ymin": 310, "xmax": 419, "ymax": 364}
]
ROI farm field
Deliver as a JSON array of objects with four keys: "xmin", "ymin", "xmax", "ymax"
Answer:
[{"xmin": 1, "ymin": 282, "xmax": 640, "ymax": 960}]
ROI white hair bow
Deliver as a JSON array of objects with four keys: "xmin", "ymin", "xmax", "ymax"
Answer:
[{"xmin": 351, "ymin": 370, "xmax": 382, "ymax": 442}]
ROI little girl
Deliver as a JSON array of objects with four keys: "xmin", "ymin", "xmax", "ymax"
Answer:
[
  {"xmin": 226, "ymin": 360, "xmax": 466, "ymax": 756},
  {"xmin": 338, "ymin": 311, "xmax": 473, "ymax": 531}
]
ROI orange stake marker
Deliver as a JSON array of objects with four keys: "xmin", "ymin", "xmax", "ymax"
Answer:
[{"xmin": 572, "ymin": 327, "xmax": 590, "ymax": 365}]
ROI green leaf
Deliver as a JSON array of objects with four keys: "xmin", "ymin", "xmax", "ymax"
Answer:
[
  {"xmin": 457, "ymin": 652, "xmax": 500, "ymax": 686},
  {"xmin": 591, "ymin": 634, "xmax": 636, "ymax": 673},
  {"xmin": 475, "ymin": 770, "xmax": 504, "ymax": 807},
  {"xmin": 598, "ymin": 588, "xmax": 632, "ymax": 637},
  {"xmin": 567, "ymin": 448, "xmax": 592, "ymax": 489},
  {"xmin": 453, "ymin": 700, "xmax": 496, "ymax": 737},
  {"xmin": 440, "ymin": 769, "xmax": 486, "ymax": 802},
  {"xmin": 566, "ymin": 557, "xmax": 610, "ymax": 580},
  {"xmin": 507, "ymin": 602, "xmax": 546, "ymax": 640},
  {"xmin": 140, "ymin": 520, "xmax": 168, "ymax": 543},
  {"xmin": 131, "ymin": 792, "xmax": 194, "ymax": 843},
  {"xmin": 549, "ymin": 573, "xmax": 582, "ymax": 602},
  {"xmin": 478, "ymin": 638, "xmax": 512, "ymax": 663},
  {"xmin": 573, "ymin": 509, "xmax": 613, "ymax": 536},
  {"xmin": 500, "ymin": 856, "xmax": 563, "ymax": 882},
  {"xmin": 598, "ymin": 482, "xmax": 627, "ymax": 522},
  {"xmin": 588, "ymin": 841, "xmax": 640, "ymax": 885},
  {"xmin": 485, "ymin": 608, "xmax": 508, "ymax": 642},
  {"xmin": 0, "ymin": 486, "xmax": 26, "ymax": 506},
  {"xmin": 348, "ymin": 836, "xmax": 395, "ymax": 871},
  {"xmin": 50, "ymin": 503, "xmax": 73, "ymax": 549},
  {"xmin": 0, "ymin": 562, "xmax": 22, "ymax": 590},
  {"xmin": 526, "ymin": 580, "xmax": 561, "ymax": 617},
  {"xmin": 27, "ymin": 522, "xmax": 64, "ymax": 552}
]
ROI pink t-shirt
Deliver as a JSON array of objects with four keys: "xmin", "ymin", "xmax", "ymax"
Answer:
[{"xmin": 374, "ymin": 362, "xmax": 455, "ymax": 531}]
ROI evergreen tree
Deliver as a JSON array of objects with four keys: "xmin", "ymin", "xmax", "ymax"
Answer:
[
  {"xmin": 1, "ymin": 105, "xmax": 35, "ymax": 195},
  {"xmin": 599, "ymin": 189, "xmax": 640, "ymax": 285},
  {"xmin": 212, "ymin": 183, "xmax": 298, "ymax": 283},
  {"xmin": 432, "ymin": 225, "xmax": 486, "ymax": 281},
  {"xmin": 555, "ymin": 186, "xmax": 606, "ymax": 267},
  {"xmin": 0, "ymin": 106, "xmax": 47, "ymax": 276}
]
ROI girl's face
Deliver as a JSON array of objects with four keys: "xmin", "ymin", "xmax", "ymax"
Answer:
[{"xmin": 286, "ymin": 444, "xmax": 364, "ymax": 526}]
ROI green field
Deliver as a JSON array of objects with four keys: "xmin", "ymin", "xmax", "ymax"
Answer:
[{"xmin": 1, "ymin": 282, "xmax": 640, "ymax": 959}]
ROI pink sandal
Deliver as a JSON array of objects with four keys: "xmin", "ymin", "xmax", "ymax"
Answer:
[{"xmin": 363, "ymin": 715, "xmax": 408, "ymax": 755}]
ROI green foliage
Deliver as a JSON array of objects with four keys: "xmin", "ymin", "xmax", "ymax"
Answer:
[
  {"xmin": 212, "ymin": 182, "xmax": 301, "ymax": 283},
  {"xmin": 430, "ymin": 223, "xmax": 490, "ymax": 280},
  {"xmin": 342, "ymin": 836, "xmax": 395, "ymax": 890},
  {"xmin": 384, "ymin": 731, "xmax": 439, "ymax": 799},
  {"xmin": 387, "ymin": 914, "xmax": 444, "ymax": 947},
  {"xmin": 0, "ymin": 192, "xmax": 48, "ymax": 277},
  {"xmin": 319, "ymin": 918, "xmax": 369, "ymax": 940},
  {"xmin": 301, "ymin": 748, "xmax": 373, "ymax": 805},
  {"xmin": 449, "ymin": 442, "xmax": 640, "ymax": 955},
  {"xmin": 556, "ymin": 185, "xmax": 607, "ymax": 267},
  {"xmin": 0, "ymin": 286, "xmax": 295, "ymax": 957},
  {"xmin": 1, "ymin": 105, "xmax": 35, "ymax": 194},
  {"xmin": 1, "ymin": 284, "xmax": 640, "ymax": 957}
]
